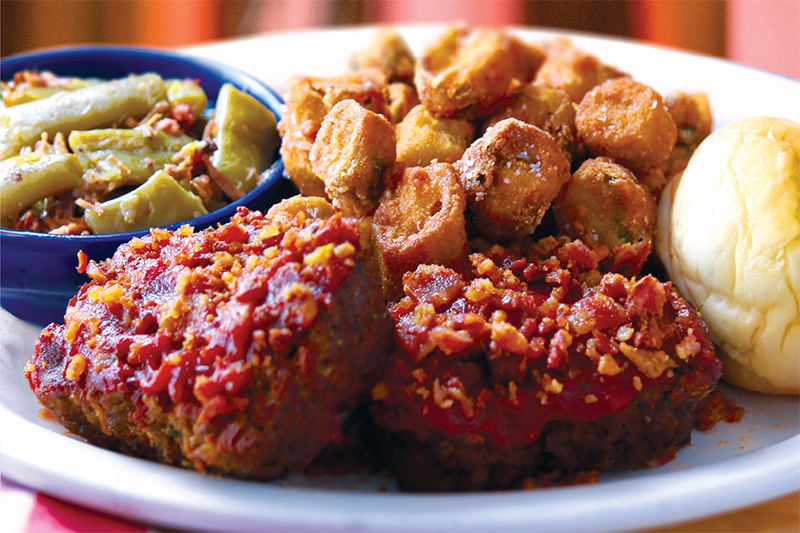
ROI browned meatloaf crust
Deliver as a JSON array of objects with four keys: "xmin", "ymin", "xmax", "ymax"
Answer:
[
  {"xmin": 25, "ymin": 206, "xmax": 393, "ymax": 479},
  {"xmin": 366, "ymin": 237, "xmax": 722, "ymax": 491}
]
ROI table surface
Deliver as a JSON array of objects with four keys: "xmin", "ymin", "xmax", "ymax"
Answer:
[{"xmin": 3, "ymin": 27, "xmax": 799, "ymax": 533}]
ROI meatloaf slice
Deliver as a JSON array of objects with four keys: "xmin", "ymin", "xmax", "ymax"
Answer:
[
  {"xmin": 26, "ymin": 202, "xmax": 393, "ymax": 479},
  {"xmin": 367, "ymin": 237, "xmax": 722, "ymax": 491}
]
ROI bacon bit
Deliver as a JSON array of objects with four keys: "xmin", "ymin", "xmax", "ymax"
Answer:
[
  {"xmin": 542, "ymin": 374, "xmax": 564, "ymax": 394},
  {"xmin": 619, "ymin": 343, "xmax": 676, "ymax": 380},
  {"xmin": 415, "ymin": 386, "xmax": 430, "ymax": 399},
  {"xmin": 584, "ymin": 338, "xmax": 601, "ymax": 360},
  {"xmin": 472, "ymin": 255, "xmax": 496, "ymax": 276},
  {"xmin": 430, "ymin": 326, "xmax": 474, "ymax": 355},
  {"xmin": 464, "ymin": 278, "xmax": 494, "ymax": 303},
  {"xmin": 176, "ymin": 224, "xmax": 194, "ymax": 237},
  {"xmin": 433, "ymin": 376, "xmax": 475, "ymax": 418},
  {"xmin": 566, "ymin": 306, "xmax": 595, "ymax": 335},
  {"xmin": 694, "ymin": 389, "xmax": 745, "ymax": 430},
  {"xmin": 508, "ymin": 381, "xmax": 519, "ymax": 405},
  {"xmin": 675, "ymin": 331, "xmax": 701, "ymax": 361},
  {"xmin": 166, "ymin": 352, "xmax": 183, "ymax": 366},
  {"xmin": 413, "ymin": 303, "xmax": 436, "ymax": 326},
  {"xmin": 257, "ymin": 225, "xmax": 281, "ymax": 241},
  {"xmin": 282, "ymin": 282, "xmax": 319, "ymax": 327},
  {"xmin": 538, "ymin": 316, "xmax": 556, "ymax": 335},
  {"xmin": 615, "ymin": 326, "xmax": 634, "ymax": 342},
  {"xmin": 76, "ymin": 250, "xmax": 89, "ymax": 274},
  {"xmin": 535, "ymin": 390, "xmax": 548, "ymax": 405},
  {"xmin": 411, "ymin": 368, "xmax": 428, "ymax": 384},
  {"xmin": 65, "ymin": 354, "xmax": 87, "ymax": 380},
  {"xmin": 597, "ymin": 353, "xmax": 623, "ymax": 376},
  {"xmin": 63, "ymin": 320, "xmax": 81, "ymax": 344},
  {"xmin": 268, "ymin": 327, "xmax": 292, "ymax": 350},
  {"xmin": 150, "ymin": 227, "xmax": 171, "ymax": 243},
  {"xmin": 303, "ymin": 243, "xmax": 335, "ymax": 266},
  {"xmin": 404, "ymin": 265, "xmax": 465, "ymax": 307},
  {"xmin": 491, "ymin": 319, "xmax": 529, "ymax": 355},
  {"xmin": 154, "ymin": 117, "xmax": 181, "ymax": 134},
  {"xmin": 626, "ymin": 275, "xmax": 667, "ymax": 316},
  {"xmin": 106, "ymin": 153, "xmax": 131, "ymax": 174},
  {"xmin": 546, "ymin": 328, "xmax": 572, "ymax": 368},
  {"xmin": 476, "ymin": 389, "xmax": 492, "ymax": 409},
  {"xmin": 333, "ymin": 242, "xmax": 356, "ymax": 259},
  {"xmin": 431, "ymin": 378, "xmax": 454, "ymax": 409},
  {"xmin": 527, "ymin": 337, "xmax": 546, "ymax": 359},
  {"xmin": 75, "ymin": 197, "xmax": 102, "ymax": 214}
]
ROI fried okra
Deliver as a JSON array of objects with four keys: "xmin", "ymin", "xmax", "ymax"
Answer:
[
  {"xmin": 386, "ymin": 82, "xmax": 421, "ymax": 123},
  {"xmin": 552, "ymin": 157, "xmax": 658, "ymax": 277},
  {"xmin": 26, "ymin": 204, "xmax": 393, "ymax": 480},
  {"xmin": 508, "ymin": 35, "xmax": 547, "ymax": 85},
  {"xmin": 415, "ymin": 27, "xmax": 518, "ymax": 118},
  {"xmin": 309, "ymin": 100, "xmax": 396, "ymax": 217},
  {"xmin": 373, "ymin": 163, "xmax": 468, "ymax": 299},
  {"xmin": 265, "ymin": 193, "xmax": 337, "ymax": 221},
  {"xmin": 535, "ymin": 38, "xmax": 626, "ymax": 104},
  {"xmin": 395, "ymin": 104, "xmax": 475, "ymax": 167},
  {"xmin": 278, "ymin": 71, "xmax": 390, "ymax": 197},
  {"xmin": 483, "ymin": 83, "xmax": 578, "ymax": 163},
  {"xmin": 576, "ymin": 78, "xmax": 678, "ymax": 171},
  {"xmin": 349, "ymin": 28, "xmax": 416, "ymax": 85},
  {"xmin": 662, "ymin": 91, "xmax": 713, "ymax": 179},
  {"xmin": 456, "ymin": 118, "xmax": 571, "ymax": 242}
]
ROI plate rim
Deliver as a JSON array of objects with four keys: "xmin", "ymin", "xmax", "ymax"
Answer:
[
  {"xmin": 3, "ymin": 401, "xmax": 799, "ymax": 533},
  {"xmin": 2, "ymin": 25, "xmax": 799, "ymax": 533}
]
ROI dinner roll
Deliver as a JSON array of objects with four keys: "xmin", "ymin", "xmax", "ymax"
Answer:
[{"xmin": 656, "ymin": 116, "xmax": 800, "ymax": 395}]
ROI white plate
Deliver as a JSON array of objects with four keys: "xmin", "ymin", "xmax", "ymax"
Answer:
[{"xmin": 2, "ymin": 26, "xmax": 800, "ymax": 533}]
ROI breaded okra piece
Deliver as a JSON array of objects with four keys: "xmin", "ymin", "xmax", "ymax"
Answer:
[
  {"xmin": 456, "ymin": 118, "xmax": 571, "ymax": 242},
  {"xmin": 395, "ymin": 104, "xmax": 474, "ymax": 167},
  {"xmin": 552, "ymin": 157, "xmax": 658, "ymax": 277},
  {"xmin": 372, "ymin": 162, "xmax": 468, "ymax": 299},
  {"xmin": 309, "ymin": 99, "xmax": 396, "ymax": 217},
  {"xmin": 576, "ymin": 77, "xmax": 677, "ymax": 171},
  {"xmin": 415, "ymin": 26, "xmax": 517, "ymax": 118}
]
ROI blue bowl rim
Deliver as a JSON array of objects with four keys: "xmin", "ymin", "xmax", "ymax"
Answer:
[{"xmin": 0, "ymin": 44, "xmax": 286, "ymax": 243}]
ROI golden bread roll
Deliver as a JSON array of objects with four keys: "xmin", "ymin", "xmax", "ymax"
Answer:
[{"xmin": 656, "ymin": 116, "xmax": 800, "ymax": 394}]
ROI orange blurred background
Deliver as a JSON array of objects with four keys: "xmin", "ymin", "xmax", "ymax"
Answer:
[{"xmin": 2, "ymin": 0, "xmax": 798, "ymax": 79}]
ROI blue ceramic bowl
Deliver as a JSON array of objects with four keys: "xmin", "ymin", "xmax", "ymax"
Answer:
[{"xmin": 1, "ymin": 46, "xmax": 289, "ymax": 326}]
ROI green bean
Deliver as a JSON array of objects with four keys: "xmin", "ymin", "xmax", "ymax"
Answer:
[
  {"xmin": 69, "ymin": 127, "xmax": 194, "ymax": 188},
  {"xmin": 209, "ymin": 83, "xmax": 277, "ymax": 198},
  {"xmin": 166, "ymin": 79, "xmax": 208, "ymax": 120},
  {"xmin": 0, "ymin": 152, "xmax": 83, "ymax": 219},
  {"xmin": 84, "ymin": 169, "xmax": 207, "ymax": 233},
  {"xmin": 2, "ymin": 78, "xmax": 99, "ymax": 107},
  {"xmin": 0, "ymin": 73, "xmax": 167, "ymax": 159}
]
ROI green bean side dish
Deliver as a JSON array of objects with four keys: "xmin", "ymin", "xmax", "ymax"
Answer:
[{"xmin": 0, "ymin": 70, "xmax": 278, "ymax": 234}]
